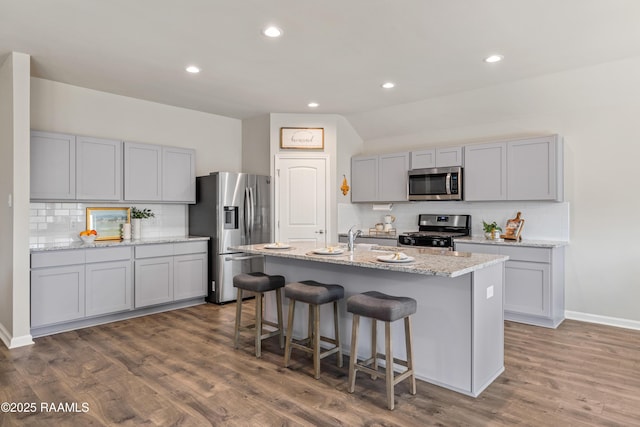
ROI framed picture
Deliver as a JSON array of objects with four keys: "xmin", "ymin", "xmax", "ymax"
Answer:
[
  {"xmin": 86, "ymin": 207, "xmax": 131, "ymax": 241},
  {"xmin": 280, "ymin": 127, "xmax": 324, "ymax": 149}
]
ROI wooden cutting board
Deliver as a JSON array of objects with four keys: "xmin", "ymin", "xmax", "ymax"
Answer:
[{"xmin": 502, "ymin": 212, "xmax": 524, "ymax": 241}]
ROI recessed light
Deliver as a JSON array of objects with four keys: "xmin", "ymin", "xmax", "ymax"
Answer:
[
  {"xmin": 262, "ymin": 26, "xmax": 283, "ymax": 38},
  {"xmin": 381, "ymin": 82, "xmax": 395, "ymax": 89},
  {"xmin": 185, "ymin": 65, "xmax": 200, "ymax": 73},
  {"xmin": 484, "ymin": 55, "xmax": 503, "ymax": 63},
  {"xmin": 308, "ymin": 102, "xmax": 319, "ymax": 108}
]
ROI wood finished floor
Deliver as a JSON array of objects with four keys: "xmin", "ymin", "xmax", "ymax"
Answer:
[{"xmin": 1, "ymin": 303, "xmax": 640, "ymax": 427}]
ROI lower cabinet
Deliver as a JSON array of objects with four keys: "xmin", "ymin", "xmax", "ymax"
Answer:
[
  {"xmin": 454, "ymin": 242, "xmax": 565, "ymax": 328},
  {"xmin": 134, "ymin": 241, "xmax": 207, "ymax": 308},
  {"xmin": 30, "ymin": 240, "xmax": 207, "ymax": 335}
]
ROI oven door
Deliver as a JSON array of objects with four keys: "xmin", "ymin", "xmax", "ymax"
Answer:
[{"xmin": 408, "ymin": 166, "xmax": 462, "ymax": 201}]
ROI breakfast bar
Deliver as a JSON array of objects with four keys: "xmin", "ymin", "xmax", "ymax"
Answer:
[{"xmin": 232, "ymin": 243, "xmax": 509, "ymax": 397}]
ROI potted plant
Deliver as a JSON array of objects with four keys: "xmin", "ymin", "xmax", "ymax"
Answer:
[
  {"xmin": 482, "ymin": 220, "xmax": 502, "ymax": 240},
  {"xmin": 130, "ymin": 207, "xmax": 154, "ymax": 239}
]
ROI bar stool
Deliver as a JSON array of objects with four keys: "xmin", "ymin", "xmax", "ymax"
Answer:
[
  {"xmin": 284, "ymin": 280, "xmax": 344, "ymax": 379},
  {"xmin": 233, "ymin": 272, "xmax": 285, "ymax": 358},
  {"xmin": 347, "ymin": 291, "xmax": 417, "ymax": 410}
]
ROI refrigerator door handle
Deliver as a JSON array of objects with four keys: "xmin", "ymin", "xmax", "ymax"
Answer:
[
  {"xmin": 248, "ymin": 186, "xmax": 255, "ymax": 233},
  {"xmin": 244, "ymin": 187, "xmax": 251, "ymax": 241},
  {"xmin": 225, "ymin": 254, "xmax": 264, "ymax": 261}
]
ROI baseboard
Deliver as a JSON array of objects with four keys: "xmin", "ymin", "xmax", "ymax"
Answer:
[
  {"xmin": 565, "ymin": 311, "xmax": 640, "ymax": 331},
  {"xmin": 0, "ymin": 323, "xmax": 34, "ymax": 349}
]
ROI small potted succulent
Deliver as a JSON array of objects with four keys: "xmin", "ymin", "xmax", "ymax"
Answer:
[
  {"xmin": 130, "ymin": 207, "xmax": 155, "ymax": 239},
  {"xmin": 482, "ymin": 220, "xmax": 502, "ymax": 240}
]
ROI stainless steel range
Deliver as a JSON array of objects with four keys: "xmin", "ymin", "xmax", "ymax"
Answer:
[{"xmin": 398, "ymin": 214, "xmax": 471, "ymax": 248}]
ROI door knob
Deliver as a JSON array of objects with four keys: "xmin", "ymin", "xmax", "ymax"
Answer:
[{"xmin": 315, "ymin": 230, "xmax": 324, "ymax": 234}]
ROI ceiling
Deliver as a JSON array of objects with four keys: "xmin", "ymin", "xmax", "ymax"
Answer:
[{"xmin": 2, "ymin": 0, "xmax": 640, "ymax": 140}]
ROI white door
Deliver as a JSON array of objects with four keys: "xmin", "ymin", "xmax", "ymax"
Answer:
[{"xmin": 275, "ymin": 155, "xmax": 329, "ymax": 245}]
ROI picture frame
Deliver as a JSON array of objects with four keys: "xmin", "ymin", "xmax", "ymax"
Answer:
[
  {"xmin": 86, "ymin": 207, "xmax": 131, "ymax": 241},
  {"xmin": 280, "ymin": 127, "xmax": 324, "ymax": 150}
]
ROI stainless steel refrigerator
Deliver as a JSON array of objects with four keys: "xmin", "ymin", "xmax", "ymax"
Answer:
[{"xmin": 188, "ymin": 172, "xmax": 271, "ymax": 303}]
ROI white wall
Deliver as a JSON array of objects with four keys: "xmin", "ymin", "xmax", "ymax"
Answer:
[
  {"xmin": 242, "ymin": 114, "xmax": 270, "ymax": 175},
  {"xmin": 346, "ymin": 56, "xmax": 640, "ymax": 326},
  {"xmin": 31, "ymin": 78, "xmax": 242, "ymax": 176},
  {"xmin": 0, "ymin": 52, "xmax": 33, "ymax": 348}
]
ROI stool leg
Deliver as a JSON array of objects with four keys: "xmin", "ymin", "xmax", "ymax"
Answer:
[
  {"xmin": 234, "ymin": 289, "xmax": 243, "ymax": 349},
  {"xmin": 313, "ymin": 304, "xmax": 321, "ymax": 379},
  {"xmin": 405, "ymin": 316, "xmax": 416, "ymax": 395},
  {"xmin": 284, "ymin": 299, "xmax": 295, "ymax": 368},
  {"xmin": 255, "ymin": 291, "xmax": 263, "ymax": 358},
  {"xmin": 348, "ymin": 314, "xmax": 360, "ymax": 393},
  {"xmin": 371, "ymin": 319, "xmax": 378, "ymax": 380},
  {"xmin": 276, "ymin": 288, "xmax": 284, "ymax": 349},
  {"xmin": 333, "ymin": 300, "xmax": 343, "ymax": 368},
  {"xmin": 385, "ymin": 321, "xmax": 394, "ymax": 410}
]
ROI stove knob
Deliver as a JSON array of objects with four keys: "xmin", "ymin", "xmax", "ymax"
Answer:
[{"xmin": 432, "ymin": 239, "xmax": 438, "ymax": 246}]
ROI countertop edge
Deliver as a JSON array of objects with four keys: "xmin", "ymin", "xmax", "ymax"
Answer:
[
  {"xmin": 232, "ymin": 244, "xmax": 508, "ymax": 278},
  {"xmin": 30, "ymin": 236, "xmax": 210, "ymax": 252},
  {"xmin": 454, "ymin": 236, "xmax": 569, "ymax": 248}
]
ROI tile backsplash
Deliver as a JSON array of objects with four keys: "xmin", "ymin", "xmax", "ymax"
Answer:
[{"xmin": 29, "ymin": 202, "xmax": 188, "ymax": 247}]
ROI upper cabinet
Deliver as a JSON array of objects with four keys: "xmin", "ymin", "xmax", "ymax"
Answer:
[
  {"xmin": 124, "ymin": 142, "xmax": 162, "ymax": 201},
  {"xmin": 410, "ymin": 146, "xmax": 463, "ymax": 169},
  {"xmin": 162, "ymin": 146, "xmax": 196, "ymax": 203},
  {"xmin": 31, "ymin": 131, "xmax": 196, "ymax": 203},
  {"xmin": 123, "ymin": 142, "xmax": 196, "ymax": 203},
  {"xmin": 76, "ymin": 136, "xmax": 122, "ymax": 200},
  {"xmin": 30, "ymin": 131, "xmax": 76, "ymax": 200},
  {"xmin": 351, "ymin": 152, "xmax": 409, "ymax": 203},
  {"xmin": 464, "ymin": 135, "xmax": 563, "ymax": 202}
]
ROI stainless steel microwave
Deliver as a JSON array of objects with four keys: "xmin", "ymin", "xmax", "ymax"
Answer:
[{"xmin": 408, "ymin": 166, "xmax": 463, "ymax": 201}]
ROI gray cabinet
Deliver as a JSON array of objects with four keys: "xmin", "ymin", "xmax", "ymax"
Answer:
[
  {"xmin": 464, "ymin": 142, "xmax": 507, "ymax": 201},
  {"xmin": 30, "ymin": 131, "xmax": 76, "ymax": 200},
  {"xmin": 454, "ymin": 242, "xmax": 565, "ymax": 328},
  {"xmin": 124, "ymin": 142, "xmax": 163, "ymax": 202},
  {"xmin": 31, "ymin": 247, "xmax": 134, "ymax": 327},
  {"xmin": 464, "ymin": 135, "xmax": 563, "ymax": 202},
  {"xmin": 124, "ymin": 142, "xmax": 196, "ymax": 203},
  {"xmin": 378, "ymin": 152, "xmax": 409, "ymax": 202},
  {"xmin": 410, "ymin": 146, "xmax": 463, "ymax": 169},
  {"xmin": 134, "ymin": 241, "xmax": 207, "ymax": 308},
  {"xmin": 76, "ymin": 136, "xmax": 122, "ymax": 200},
  {"xmin": 351, "ymin": 155, "xmax": 378, "ymax": 202},
  {"xmin": 507, "ymin": 135, "xmax": 563, "ymax": 201},
  {"xmin": 85, "ymin": 247, "xmax": 133, "ymax": 316},
  {"xmin": 351, "ymin": 152, "xmax": 409, "ymax": 202},
  {"xmin": 162, "ymin": 146, "xmax": 196, "ymax": 203}
]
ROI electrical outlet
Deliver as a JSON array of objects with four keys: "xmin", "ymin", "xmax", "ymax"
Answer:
[{"xmin": 486, "ymin": 285, "xmax": 494, "ymax": 299}]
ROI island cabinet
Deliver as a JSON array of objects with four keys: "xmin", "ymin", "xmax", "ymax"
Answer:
[
  {"xmin": 124, "ymin": 142, "xmax": 196, "ymax": 203},
  {"xmin": 31, "ymin": 247, "xmax": 133, "ymax": 328},
  {"xmin": 464, "ymin": 135, "xmax": 563, "ymax": 202},
  {"xmin": 410, "ymin": 146, "xmax": 464, "ymax": 169},
  {"xmin": 134, "ymin": 241, "xmax": 207, "ymax": 308},
  {"xmin": 351, "ymin": 152, "xmax": 409, "ymax": 202},
  {"xmin": 455, "ymin": 241, "xmax": 565, "ymax": 328}
]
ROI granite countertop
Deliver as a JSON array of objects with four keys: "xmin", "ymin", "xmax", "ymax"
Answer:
[
  {"xmin": 231, "ymin": 242, "xmax": 508, "ymax": 278},
  {"xmin": 454, "ymin": 236, "xmax": 569, "ymax": 248},
  {"xmin": 30, "ymin": 236, "xmax": 210, "ymax": 252}
]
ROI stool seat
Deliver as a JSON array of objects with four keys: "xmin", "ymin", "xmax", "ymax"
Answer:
[
  {"xmin": 285, "ymin": 280, "xmax": 344, "ymax": 305},
  {"xmin": 347, "ymin": 291, "xmax": 416, "ymax": 322},
  {"xmin": 234, "ymin": 272, "xmax": 285, "ymax": 293}
]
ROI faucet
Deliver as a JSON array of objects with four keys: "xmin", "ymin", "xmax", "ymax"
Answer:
[{"xmin": 347, "ymin": 225, "xmax": 363, "ymax": 251}]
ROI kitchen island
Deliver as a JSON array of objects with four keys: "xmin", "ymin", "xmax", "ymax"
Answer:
[{"xmin": 232, "ymin": 243, "xmax": 508, "ymax": 397}]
